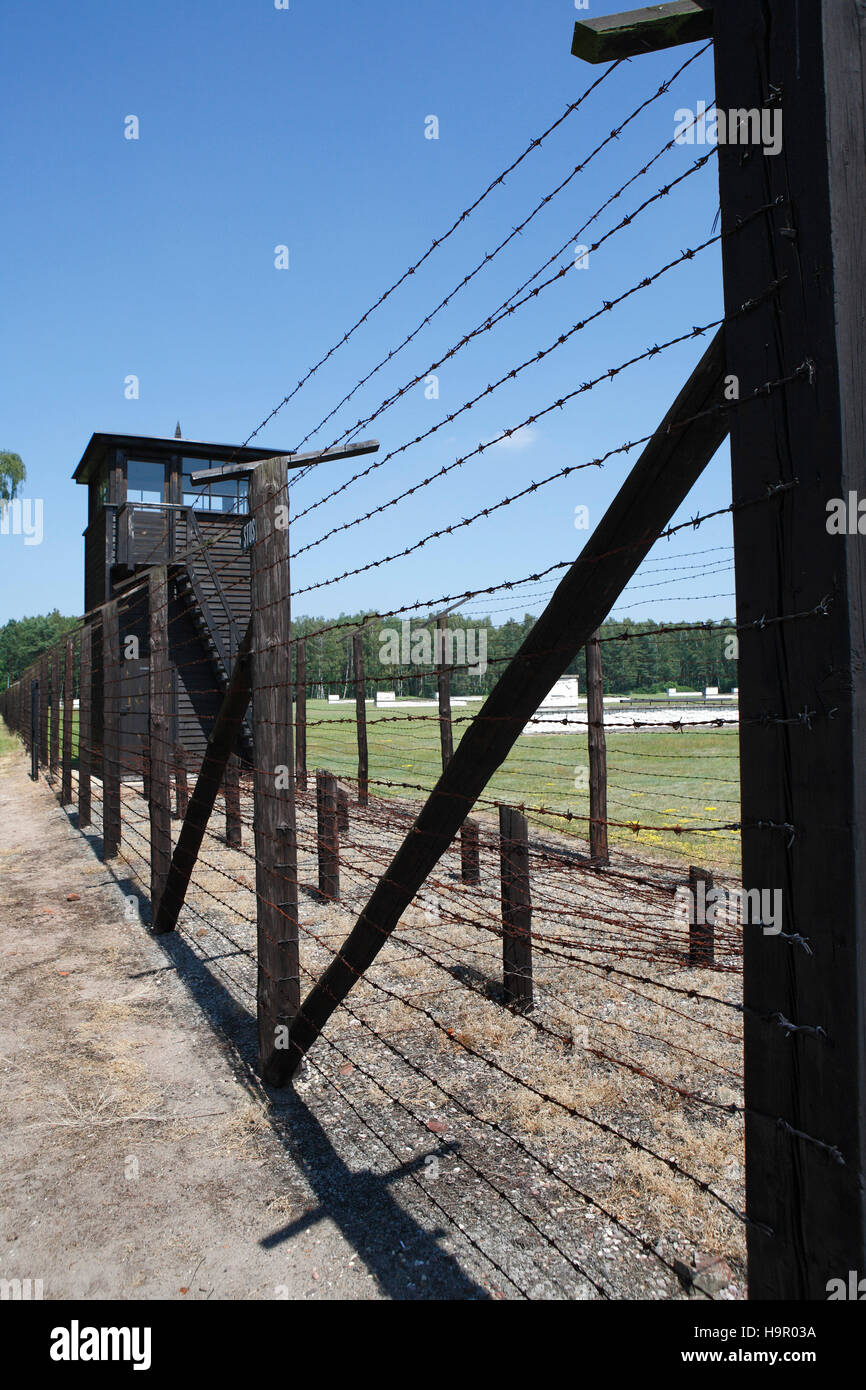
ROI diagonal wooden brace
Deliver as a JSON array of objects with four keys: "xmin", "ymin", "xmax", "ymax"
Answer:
[
  {"xmin": 284, "ymin": 328, "xmax": 730, "ymax": 1075},
  {"xmin": 152, "ymin": 618, "xmax": 253, "ymax": 934},
  {"xmin": 572, "ymin": 2, "xmax": 713, "ymax": 65}
]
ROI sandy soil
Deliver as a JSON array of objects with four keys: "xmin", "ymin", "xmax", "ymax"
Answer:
[
  {"xmin": 0, "ymin": 732, "xmax": 748, "ymax": 1301},
  {"xmin": 0, "ymin": 743, "xmax": 456, "ymax": 1301}
]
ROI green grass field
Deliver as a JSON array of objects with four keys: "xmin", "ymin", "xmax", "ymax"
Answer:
[
  {"xmin": 0, "ymin": 711, "xmax": 79, "ymax": 760},
  {"xmin": 2, "ymin": 701, "xmax": 740, "ymax": 872},
  {"xmin": 304, "ymin": 700, "xmax": 741, "ymax": 873}
]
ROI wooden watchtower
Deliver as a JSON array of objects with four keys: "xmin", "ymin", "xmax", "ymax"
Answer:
[
  {"xmin": 74, "ymin": 430, "xmax": 379, "ymax": 775},
  {"xmin": 74, "ymin": 430, "xmax": 295, "ymax": 772}
]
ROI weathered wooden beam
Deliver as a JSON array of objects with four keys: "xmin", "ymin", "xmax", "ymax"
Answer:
[
  {"xmin": 102, "ymin": 602, "xmax": 122, "ymax": 860},
  {"xmin": 586, "ymin": 631, "xmax": 609, "ymax": 866},
  {"xmin": 436, "ymin": 615, "xmax": 454, "ymax": 770},
  {"xmin": 500, "ymin": 805, "xmax": 533, "ymax": 1013},
  {"xmin": 148, "ymin": 569, "xmax": 173, "ymax": 919},
  {"xmin": 78, "ymin": 625, "xmax": 92, "ymax": 826},
  {"xmin": 61, "ymin": 636, "xmax": 74, "ymax": 805},
  {"xmin": 316, "ymin": 770, "xmax": 340, "ymax": 902},
  {"xmin": 248, "ymin": 459, "xmax": 300, "ymax": 1087},
  {"xmin": 714, "ymin": 0, "xmax": 866, "ymax": 1301},
  {"xmin": 30, "ymin": 677, "xmax": 39, "ymax": 781},
  {"xmin": 353, "ymin": 631, "xmax": 369, "ymax": 807},
  {"xmin": 189, "ymin": 439, "xmax": 380, "ymax": 486},
  {"xmin": 49, "ymin": 646, "xmax": 61, "ymax": 781},
  {"xmin": 461, "ymin": 817, "xmax": 480, "ymax": 885},
  {"xmin": 687, "ymin": 865, "xmax": 714, "ymax": 967},
  {"xmin": 152, "ymin": 621, "xmax": 253, "ymax": 934},
  {"xmin": 285, "ymin": 329, "xmax": 730, "ymax": 1073},
  {"xmin": 572, "ymin": 1, "xmax": 713, "ymax": 64},
  {"xmin": 38, "ymin": 655, "xmax": 48, "ymax": 769}
]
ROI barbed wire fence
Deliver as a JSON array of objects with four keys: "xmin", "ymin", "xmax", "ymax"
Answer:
[{"xmin": 2, "ymin": 3, "xmax": 863, "ymax": 1300}]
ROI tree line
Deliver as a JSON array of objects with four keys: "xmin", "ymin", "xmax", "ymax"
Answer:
[
  {"xmin": 0, "ymin": 608, "xmax": 737, "ymax": 697},
  {"xmin": 0, "ymin": 612, "xmax": 80, "ymax": 686},
  {"xmin": 294, "ymin": 611, "xmax": 738, "ymax": 698}
]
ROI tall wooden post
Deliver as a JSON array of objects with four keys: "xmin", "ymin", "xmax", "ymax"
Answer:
[
  {"xmin": 152, "ymin": 624, "xmax": 252, "ymax": 935},
  {"xmin": 295, "ymin": 638, "xmax": 307, "ymax": 793},
  {"xmin": 461, "ymin": 818, "xmax": 481, "ymax": 885},
  {"xmin": 586, "ymin": 632, "xmax": 609, "ymax": 866},
  {"xmin": 316, "ymin": 770, "xmax": 340, "ymax": 901},
  {"xmin": 49, "ymin": 646, "xmax": 60, "ymax": 782},
  {"xmin": 499, "ymin": 805, "xmax": 533, "ymax": 1013},
  {"xmin": 38, "ymin": 655, "xmax": 48, "ymax": 770},
  {"xmin": 687, "ymin": 865, "xmax": 715, "ymax": 968},
  {"xmin": 437, "ymin": 614, "xmax": 478, "ymax": 881},
  {"xmin": 78, "ymin": 624, "xmax": 92, "ymax": 828},
  {"xmin": 224, "ymin": 754, "xmax": 242, "ymax": 848},
  {"xmin": 436, "ymin": 615, "xmax": 454, "ymax": 768},
  {"xmin": 102, "ymin": 601, "xmax": 122, "ymax": 860},
  {"xmin": 353, "ymin": 631, "xmax": 369, "ymax": 806},
  {"xmin": 61, "ymin": 637, "xmax": 74, "ymax": 805},
  {"xmin": 148, "ymin": 569, "xmax": 173, "ymax": 919},
  {"xmin": 141, "ymin": 736, "xmax": 151, "ymax": 802},
  {"xmin": 711, "ymin": 0, "xmax": 866, "ymax": 1298},
  {"xmin": 249, "ymin": 459, "xmax": 300, "ymax": 1087},
  {"xmin": 337, "ymin": 785, "xmax": 349, "ymax": 834},
  {"xmin": 30, "ymin": 678, "xmax": 39, "ymax": 781}
]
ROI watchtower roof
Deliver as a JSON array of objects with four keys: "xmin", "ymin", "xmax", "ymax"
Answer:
[{"xmin": 72, "ymin": 432, "xmax": 296, "ymax": 486}]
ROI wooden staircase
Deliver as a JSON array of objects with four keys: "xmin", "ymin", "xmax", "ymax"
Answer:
[{"xmin": 172, "ymin": 562, "xmax": 255, "ymax": 765}]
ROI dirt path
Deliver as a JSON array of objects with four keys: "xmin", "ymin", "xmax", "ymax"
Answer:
[{"xmin": 0, "ymin": 743, "xmax": 393, "ymax": 1301}]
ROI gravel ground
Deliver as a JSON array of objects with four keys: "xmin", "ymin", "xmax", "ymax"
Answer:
[{"xmin": 75, "ymin": 763, "xmax": 748, "ymax": 1301}]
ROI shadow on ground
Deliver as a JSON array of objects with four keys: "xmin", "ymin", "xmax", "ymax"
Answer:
[{"xmin": 68, "ymin": 807, "xmax": 490, "ymax": 1300}]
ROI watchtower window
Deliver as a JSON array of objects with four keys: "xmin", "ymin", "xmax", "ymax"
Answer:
[
  {"xmin": 127, "ymin": 458, "xmax": 167, "ymax": 505},
  {"xmin": 182, "ymin": 460, "xmax": 248, "ymax": 513}
]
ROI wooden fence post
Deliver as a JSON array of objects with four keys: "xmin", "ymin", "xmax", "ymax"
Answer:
[
  {"xmin": 712, "ymin": 0, "xmax": 866, "ymax": 1296},
  {"xmin": 49, "ymin": 645, "xmax": 61, "ymax": 782},
  {"xmin": 586, "ymin": 631, "xmax": 609, "ymax": 866},
  {"xmin": 39, "ymin": 655, "xmax": 48, "ymax": 770},
  {"xmin": 437, "ymin": 615, "xmax": 477, "ymax": 882},
  {"xmin": 688, "ymin": 866, "xmax": 715, "ymax": 968},
  {"xmin": 295, "ymin": 638, "xmax": 307, "ymax": 793},
  {"xmin": 337, "ymin": 785, "xmax": 349, "ymax": 834},
  {"xmin": 499, "ymin": 805, "xmax": 533, "ymax": 1013},
  {"xmin": 174, "ymin": 745, "xmax": 189, "ymax": 819},
  {"xmin": 461, "ymin": 817, "xmax": 481, "ymax": 885},
  {"xmin": 436, "ymin": 615, "xmax": 454, "ymax": 767},
  {"xmin": 316, "ymin": 770, "xmax": 340, "ymax": 901},
  {"xmin": 141, "ymin": 736, "xmax": 151, "ymax": 802},
  {"xmin": 148, "ymin": 569, "xmax": 173, "ymax": 919},
  {"xmin": 249, "ymin": 459, "xmax": 300, "ymax": 1086},
  {"xmin": 30, "ymin": 677, "xmax": 39, "ymax": 781},
  {"xmin": 225, "ymin": 753, "xmax": 242, "ymax": 848},
  {"xmin": 102, "ymin": 601, "xmax": 122, "ymax": 860},
  {"xmin": 61, "ymin": 636, "xmax": 74, "ymax": 805},
  {"xmin": 79, "ymin": 624, "xmax": 92, "ymax": 827},
  {"xmin": 353, "ymin": 631, "xmax": 369, "ymax": 807},
  {"xmin": 152, "ymin": 623, "xmax": 252, "ymax": 935}
]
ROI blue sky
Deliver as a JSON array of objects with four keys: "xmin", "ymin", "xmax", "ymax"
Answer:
[{"xmin": 0, "ymin": 0, "xmax": 733, "ymax": 630}]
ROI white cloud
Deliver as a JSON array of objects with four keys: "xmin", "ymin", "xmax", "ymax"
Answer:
[{"xmin": 485, "ymin": 426, "xmax": 538, "ymax": 452}]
